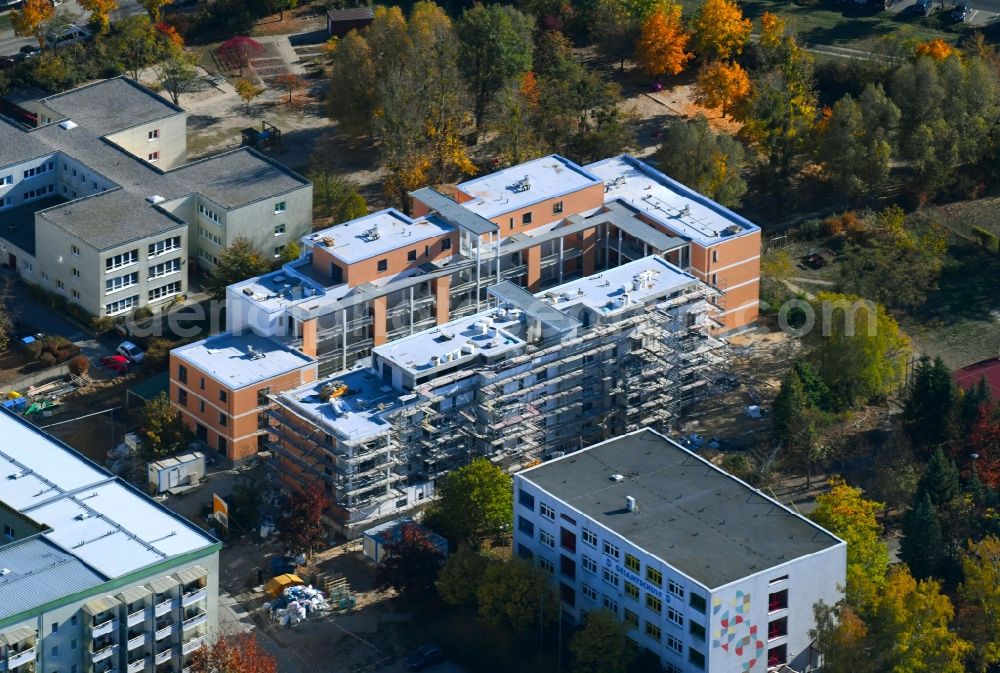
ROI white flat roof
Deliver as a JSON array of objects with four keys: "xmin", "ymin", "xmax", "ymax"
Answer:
[
  {"xmin": 229, "ymin": 268, "xmax": 327, "ymax": 313},
  {"xmin": 374, "ymin": 311, "xmax": 526, "ymax": 376},
  {"xmin": 306, "ymin": 209, "xmax": 454, "ymax": 265},
  {"xmin": 172, "ymin": 331, "xmax": 314, "ymax": 389},
  {"xmin": 277, "ymin": 369, "xmax": 402, "ymax": 441},
  {"xmin": 542, "ymin": 256, "xmax": 699, "ymax": 315},
  {"xmin": 585, "ymin": 155, "xmax": 759, "ymax": 246},
  {"xmin": 0, "ymin": 410, "xmax": 216, "ymax": 585},
  {"xmin": 457, "ymin": 155, "xmax": 601, "ymax": 220}
]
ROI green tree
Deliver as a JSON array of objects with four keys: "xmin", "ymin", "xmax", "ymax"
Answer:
[
  {"xmin": 957, "ymin": 536, "xmax": 1000, "ymax": 673},
  {"xmin": 456, "ymin": 3, "xmax": 534, "ymax": 143},
  {"xmin": 916, "ymin": 447, "xmax": 962, "ymax": 508},
  {"xmin": 570, "ymin": 610, "xmax": 634, "ymax": 673},
  {"xmin": 807, "ymin": 293, "xmax": 909, "ymax": 410},
  {"xmin": 899, "ymin": 493, "xmax": 944, "ymax": 580},
  {"xmin": 309, "ymin": 167, "xmax": 368, "ymax": 223},
  {"xmin": 279, "ymin": 482, "xmax": 327, "ymax": 557},
  {"xmin": 141, "ymin": 391, "xmax": 190, "ymax": 459},
  {"xmin": 810, "ymin": 478, "xmax": 889, "ymax": 612},
  {"xmin": 155, "ymin": 48, "xmax": 200, "ymax": 106},
  {"xmin": 487, "ymin": 74, "xmax": 543, "ymax": 167},
  {"xmin": 109, "ymin": 14, "xmax": 163, "ymax": 81},
  {"xmin": 327, "ymin": 30, "xmax": 378, "ymax": 143},
  {"xmin": 655, "ymin": 115, "xmax": 746, "ymax": 208},
  {"xmin": 589, "ymin": 0, "xmax": 645, "ymax": 71},
  {"xmin": 810, "ymin": 602, "xmax": 876, "ymax": 673},
  {"xmin": 139, "ymin": 0, "xmax": 167, "ymax": 21},
  {"xmin": 426, "ymin": 458, "xmax": 513, "ymax": 545},
  {"xmin": 373, "ymin": 523, "xmax": 444, "ymax": 600},
  {"xmin": 207, "ymin": 237, "xmax": 270, "ymax": 299},
  {"xmin": 277, "ymin": 241, "xmax": 301, "ymax": 265},
  {"xmin": 235, "ymin": 78, "xmax": 265, "ymax": 114},
  {"xmin": 436, "ymin": 543, "xmax": 490, "ymax": 606},
  {"xmin": 904, "ymin": 356, "xmax": 958, "ymax": 453},
  {"xmin": 476, "ymin": 559, "xmax": 557, "ymax": 633}
]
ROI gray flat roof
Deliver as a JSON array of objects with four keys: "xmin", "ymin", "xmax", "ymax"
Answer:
[
  {"xmin": 488, "ymin": 281, "xmax": 581, "ymax": 334},
  {"xmin": 171, "ymin": 148, "xmax": 309, "ymax": 209},
  {"xmin": 519, "ymin": 429, "xmax": 843, "ymax": 588},
  {"xmin": 37, "ymin": 189, "xmax": 185, "ymax": 250},
  {"xmin": 0, "ymin": 537, "xmax": 105, "ymax": 620},
  {"xmin": 0, "ymin": 196, "xmax": 68, "ymax": 255},
  {"xmin": 0, "ymin": 117, "xmax": 53, "ymax": 168},
  {"xmin": 172, "ymin": 331, "xmax": 315, "ymax": 390},
  {"xmin": 39, "ymin": 77, "xmax": 183, "ymax": 137},
  {"xmin": 411, "ymin": 187, "xmax": 498, "ymax": 235}
]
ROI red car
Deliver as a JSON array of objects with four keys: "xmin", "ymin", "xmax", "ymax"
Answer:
[{"xmin": 100, "ymin": 354, "xmax": 130, "ymax": 373}]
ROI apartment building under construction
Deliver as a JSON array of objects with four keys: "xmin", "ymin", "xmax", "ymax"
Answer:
[{"xmin": 264, "ymin": 256, "xmax": 725, "ymax": 537}]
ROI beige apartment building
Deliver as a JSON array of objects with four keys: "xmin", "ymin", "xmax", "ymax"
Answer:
[{"xmin": 0, "ymin": 77, "xmax": 312, "ymax": 319}]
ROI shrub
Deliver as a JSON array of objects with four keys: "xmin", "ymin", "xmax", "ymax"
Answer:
[
  {"xmin": 38, "ymin": 352, "xmax": 57, "ymax": 368},
  {"xmin": 822, "ymin": 211, "xmax": 859, "ymax": 237},
  {"xmin": 69, "ymin": 355, "xmax": 90, "ymax": 376}
]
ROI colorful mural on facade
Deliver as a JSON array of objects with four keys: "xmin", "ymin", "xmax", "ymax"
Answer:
[{"xmin": 712, "ymin": 590, "xmax": 765, "ymax": 672}]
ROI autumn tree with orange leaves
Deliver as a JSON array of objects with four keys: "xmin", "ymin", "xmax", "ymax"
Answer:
[
  {"xmin": 77, "ymin": 0, "xmax": 119, "ymax": 34},
  {"xmin": 694, "ymin": 60, "xmax": 750, "ymax": 118},
  {"xmin": 11, "ymin": 0, "xmax": 55, "ymax": 48},
  {"xmin": 192, "ymin": 634, "xmax": 276, "ymax": 673},
  {"xmin": 634, "ymin": 2, "xmax": 691, "ymax": 79},
  {"xmin": 691, "ymin": 0, "xmax": 752, "ymax": 61},
  {"xmin": 916, "ymin": 38, "xmax": 956, "ymax": 60}
]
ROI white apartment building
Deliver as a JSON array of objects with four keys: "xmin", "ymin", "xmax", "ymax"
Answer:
[
  {"xmin": 0, "ymin": 409, "xmax": 220, "ymax": 673},
  {"xmin": 0, "ymin": 77, "xmax": 312, "ymax": 318},
  {"xmin": 514, "ymin": 429, "xmax": 846, "ymax": 673}
]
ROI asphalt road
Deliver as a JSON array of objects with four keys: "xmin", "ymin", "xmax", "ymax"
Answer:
[{"xmin": 0, "ymin": 0, "xmax": 144, "ymax": 58}]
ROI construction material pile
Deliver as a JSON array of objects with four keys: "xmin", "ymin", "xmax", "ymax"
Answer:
[{"xmin": 267, "ymin": 585, "xmax": 328, "ymax": 626}]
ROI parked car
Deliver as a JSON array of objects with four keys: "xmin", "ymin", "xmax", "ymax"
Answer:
[
  {"xmin": 48, "ymin": 24, "xmax": 90, "ymax": 49},
  {"xmin": 404, "ymin": 645, "xmax": 444, "ymax": 671},
  {"xmin": 116, "ymin": 341, "xmax": 145, "ymax": 364},
  {"xmin": 100, "ymin": 354, "xmax": 131, "ymax": 374},
  {"xmin": 19, "ymin": 45, "xmax": 40, "ymax": 59},
  {"xmin": 952, "ymin": 0, "xmax": 971, "ymax": 20}
]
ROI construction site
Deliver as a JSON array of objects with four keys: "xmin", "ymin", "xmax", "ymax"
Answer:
[{"xmin": 264, "ymin": 256, "xmax": 727, "ymax": 538}]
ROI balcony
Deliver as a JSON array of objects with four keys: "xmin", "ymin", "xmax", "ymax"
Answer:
[
  {"xmin": 181, "ymin": 638, "xmax": 204, "ymax": 656},
  {"xmin": 155, "ymin": 625, "xmax": 174, "ymax": 641},
  {"xmin": 92, "ymin": 645, "xmax": 117, "ymax": 664},
  {"xmin": 154, "ymin": 600, "xmax": 174, "ymax": 618},
  {"xmin": 127, "ymin": 634, "xmax": 148, "ymax": 651},
  {"xmin": 181, "ymin": 614, "xmax": 207, "ymax": 632},
  {"xmin": 92, "ymin": 619, "xmax": 117, "ymax": 638},
  {"xmin": 128, "ymin": 659, "xmax": 147, "ymax": 673},
  {"xmin": 8, "ymin": 648, "xmax": 36, "ymax": 668},
  {"xmin": 154, "ymin": 649, "xmax": 173, "ymax": 666},
  {"xmin": 180, "ymin": 589, "xmax": 207, "ymax": 608}
]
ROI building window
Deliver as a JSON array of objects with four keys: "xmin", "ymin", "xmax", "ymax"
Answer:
[
  {"xmin": 582, "ymin": 528, "xmax": 597, "ymax": 547},
  {"xmin": 767, "ymin": 644, "xmax": 787, "ymax": 668},
  {"xmin": 517, "ymin": 544, "xmax": 533, "ymax": 560},
  {"xmin": 646, "ymin": 567, "xmax": 663, "ymax": 587},
  {"xmin": 71, "ymin": 290, "xmax": 80, "ymax": 299},
  {"xmin": 768, "ymin": 617, "xmax": 788, "ymax": 640},
  {"xmin": 538, "ymin": 557, "xmax": 554, "ymax": 574},
  {"xmin": 56, "ymin": 280, "xmax": 64, "ymax": 289},
  {"xmin": 219, "ymin": 412, "xmax": 227, "ymax": 427},
  {"xmin": 517, "ymin": 516, "xmax": 534, "ymax": 536},
  {"xmin": 623, "ymin": 608, "xmax": 638, "ymax": 630},
  {"xmin": 560, "ymin": 527, "xmax": 576, "ymax": 553},
  {"xmin": 442, "ymin": 237, "xmax": 451, "ymax": 250},
  {"xmin": 377, "ymin": 258, "xmax": 388, "ymax": 272},
  {"xmin": 711, "ymin": 273, "xmax": 718, "ymax": 285},
  {"xmin": 602, "ymin": 567, "xmax": 619, "ymax": 587},
  {"xmin": 274, "ymin": 245, "xmax": 286, "ymax": 259},
  {"xmin": 149, "ymin": 259, "xmax": 182, "ymax": 279},
  {"xmin": 646, "ymin": 594, "xmax": 662, "ymax": 614},
  {"xmin": 603, "ymin": 541, "xmax": 620, "ymax": 559},
  {"xmin": 71, "ymin": 268, "xmax": 80, "ymax": 278},
  {"xmin": 539, "ymin": 530, "xmax": 555, "ymax": 549},
  {"xmin": 689, "ymin": 648, "xmax": 706, "ymax": 670},
  {"xmin": 602, "ymin": 595, "xmax": 619, "ymax": 614},
  {"xmin": 219, "ymin": 389, "xmax": 228, "ymax": 403},
  {"xmin": 560, "ymin": 582, "xmax": 575, "ymax": 607},
  {"xmin": 149, "ymin": 129, "xmax": 159, "ymax": 140},
  {"xmin": 624, "ymin": 581, "xmax": 639, "ymax": 600},
  {"xmin": 0, "ymin": 175, "xmax": 11, "ymax": 185},
  {"xmin": 51, "ymin": 622, "xmax": 58, "ymax": 633},
  {"xmin": 581, "ymin": 555, "xmax": 597, "ymax": 574},
  {"xmin": 769, "ymin": 589, "xmax": 788, "ymax": 612},
  {"xmin": 508, "ymin": 217, "xmax": 514, "ymax": 230},
  {"xmin": 178, "ymin": 365, "xmax": 187, "ymax": 383},
  {"xmin": 689, "ymin": 621, "xmax": 706, "ymax": 641},
  {"xmin": 199, "ymin": 400, "xmax": 205, "ymax": 412},
  {"xmin": 106, "ymin": 249, "xmax": 139, "ymax": 271},
  {"xmin": 644, "ymin": 622, "xmax": 661, "ymax": 642},
  {"xmin": 668, "ymin": 580, "xmax": 684, "ymax": 599},
  {"xmin": 666, "ymin": 634, "xmax": 683, "ymax": 654},
  {"xmin": 711, "ymin": 249, "xmax": 719, "ymax": 263},
  {"xmin": 218, "ymin": 436, "xmax": 227, "ymax": 454},
  {"xmin": 540, "ymin": 502, "xmax": 555, "ymax": 520},
  {"xmin": 553, "ymin": 201, "xmax": 563, "ymax": 214},
  {"xmin": 275, "ymin": 224, "xmax": 286, "ymax": 236},
  {"xmin": 148, "ymin": 281, "xmax": 181, "ymax": 302},
  {"xmin": 666, "ymin": 606, "xmax": 683, "ymax": 626},
  {"xmin": 71, "ymin": 244, "xmax": 80, "ymax": 256},
  {"xmin": 689, "ymin": 593, "xmax": 707, "ymax": 614},
  {"xmin": 178, "ymin": 389, "xmax": 187, "ymax": 407},
  {"xmin": 200, "ymin": 378, "xmax": 205, "ymax": 390},
  {"xmin": 560, "ymin": 554, "xmax": 575, "ymax": 580},
  {"xmin": 198, "ymin": 204, "xmax": 221, "ymax": 224},
  {"xmin": 518, "ymin": 489, "xmax": 535, "ymax": 510},
  {"xmin": 148, "ymin": 151, "xmax": 159, "ymax": 162},
  {"xmin": 257, "ymin": 387, "xmax": 270, "ymax": 406},
  {"xmin": 407, "ymin": 249, "xmax": 417, "ymax": 262},
  {"xmin": 106, "ymin": 272, "xmax": 139, "ymax": 294},
  {"xmin": 274, "ymin": 201, "xmax": 287, "ymax": 214},
  {"xmin": 582, "ymin": 584, "xmax": 598, "ymax": 602},
  {"xmin": 149, "ymin": 236, "xmax": 181, "ymax": 257},
  {"xmin": 624, "ymin": 554, "xmax": 640, "ymax": 573}
]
